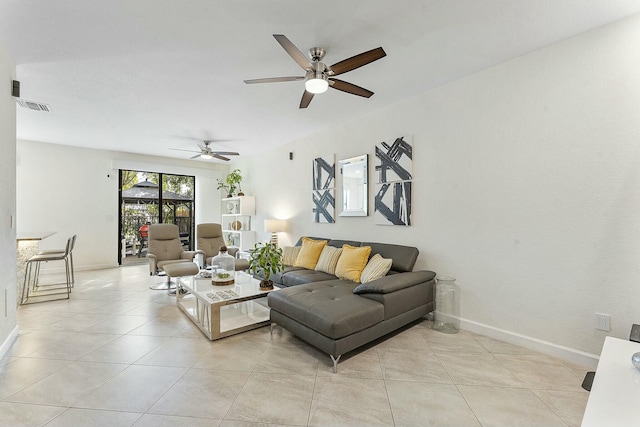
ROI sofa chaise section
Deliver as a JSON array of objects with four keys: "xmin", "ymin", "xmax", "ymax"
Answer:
[{"xmin": 267, "ymin": 236, "xmax": 436, "ymax": 372}]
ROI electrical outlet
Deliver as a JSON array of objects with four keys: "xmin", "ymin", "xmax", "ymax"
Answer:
[{"xmin": 595, "ymin": 313, "xmax": 611, "ymax": 331}]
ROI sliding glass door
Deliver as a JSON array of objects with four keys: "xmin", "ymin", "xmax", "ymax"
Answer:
[{"xmin": 118, "ymin": 170, "xmax": 195, "ymax": 265}]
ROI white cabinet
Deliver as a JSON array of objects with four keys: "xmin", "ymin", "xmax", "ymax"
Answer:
[{"xmin": 221, "ymin": 196, "xmax": 256, "ymax": 251}]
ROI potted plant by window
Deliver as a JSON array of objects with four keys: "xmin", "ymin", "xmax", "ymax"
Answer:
[
  {"xmin": 248, "ymin": 242, "xmax": 283, "ymax": 290},
  {"xmin": 217, "ymin": 169, "xmax": 243, "ymax": 197}
]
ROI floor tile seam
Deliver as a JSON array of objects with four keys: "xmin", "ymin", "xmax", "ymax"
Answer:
[
  {"xmin": 0, "ymin": 400, "xmax": 69, "ymax": 411},
  {"xmin": 429, "ymin": 350, "xmax": 457, "ymax": 386},
  {"xmin": 0, "ymin": 358, "xmax": 76, "ymax": 400},
  {"xmin": 451, "ymin": 383, "xmax": 489, "ymax": 427},
  {"xmin": 3, "ymin": 361, "xmax": 127, "ymax": 409},
  {"xmin": 141, "ymin": 409, "xmax": 222, "ymax": 422},
  {"xmin": 67, "ymin": 404, "xmax": 146, "ymax": 416},
  {"xmin": 218, "ymin": 346, "xmax": 263, "ymax": 423},
  {"xmin": 378, "ymin": 348, "xmax": 398, "ymax": 427},
  {"xmin": 529, "ymin": 388, "xmax": 586, "ymax": 424},
  {"xmin": 304, "ymin": 351, "xmax": 324, "ymax": 427},
  {"xmin": 116, "ymin": 366, "xmax": 190, "ymax": 415},
  {"xmin": 382, "ymin": 375, "xmax": 459, "ymax": 386},
  {"xmin": 124, "ymin": 339, "xmax": 182, "ymax": 367},
  {"xmin": 434, "ymin": 350, "xmax": 530, "ymax": 388},
  {"xmin": 496, "ymin": 363, "xmax": 576, "ymax": 392},
  {"xmin": 455, "ymin": 383, "xmax": 570, "ymax": 426},
  {"xmin": 486, "ymin": 353, "xmax": 550, "ymax": 388}
]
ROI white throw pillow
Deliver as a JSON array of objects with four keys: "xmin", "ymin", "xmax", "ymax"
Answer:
[{"xmin": 360, "ymin": 253, "xmax": 393, "ymax": 283}]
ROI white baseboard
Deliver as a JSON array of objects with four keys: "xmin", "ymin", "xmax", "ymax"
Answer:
[
  {"xmin": 460, "ymin": 318, "xmax": 599, "ymax": 369},
  {"xmin": 0, "ymin": 325, "xmax": 19, "ymax": 360}
]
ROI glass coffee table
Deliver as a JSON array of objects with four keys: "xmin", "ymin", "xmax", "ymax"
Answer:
[{"xmin": 176, "ymin": 271, "xmax": 279, "ymax": 340}]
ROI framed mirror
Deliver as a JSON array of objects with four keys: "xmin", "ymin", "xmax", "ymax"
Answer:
[{"xmin": 339, "ymin": 154, "xmax": 368, "ymax": 216}]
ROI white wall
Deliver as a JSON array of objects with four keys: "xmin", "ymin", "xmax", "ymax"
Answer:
[
  {"xmin": 0, "ymin": 39, "xmax": 17, "ymax": 357},
  {"xmin": 17, "ymin": 140, "xmax": 228, "ymax": 270},
  {"xmin": 234, "ymin": 14, "xmax": 640, "ymax": 364}
]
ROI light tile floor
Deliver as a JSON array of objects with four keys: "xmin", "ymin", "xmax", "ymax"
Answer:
[{"xmin": 1, "ymin": 265, "xmax": 591, "ymax": 427}]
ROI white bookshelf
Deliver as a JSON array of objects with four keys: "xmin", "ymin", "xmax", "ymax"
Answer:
[{"xmin": 221, "ymin": 196, "xmax": 256, "ymax": 251}]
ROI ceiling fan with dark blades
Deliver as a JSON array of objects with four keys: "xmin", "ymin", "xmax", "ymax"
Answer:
[
  {"xmin": 169, "ymin": 140, "xmax": 239, "ymax": 161},
  {"xmin": 244, "ymin": 34, "xmax": 386, "ymax": 109}
]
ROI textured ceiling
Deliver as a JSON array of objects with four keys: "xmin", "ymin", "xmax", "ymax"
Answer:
[{"xmin": 2, "ymin": 0, "xmax": 640, "ymax": 163}]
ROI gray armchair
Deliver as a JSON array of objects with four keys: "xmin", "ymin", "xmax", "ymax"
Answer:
[
  {"xmin": 196, "ymin": 223, "xmax": 248, "ymax": 270},
  {"xmin": 147, "ymin": 223, "xmax": 197, "ymax": 276}
]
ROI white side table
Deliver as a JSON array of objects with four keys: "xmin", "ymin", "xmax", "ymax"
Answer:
[{"xmin": 581, "ymin": 336, "xmax": 640, "ymax": 427}]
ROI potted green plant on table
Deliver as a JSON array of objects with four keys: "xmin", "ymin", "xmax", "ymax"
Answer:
[
  {"xmin": 248, "ymin": 242, "xmax": 283, "ymax": 290},
  {"xmin": 217, "ymin": 169, "xmax": 243, "ymax": 197}
]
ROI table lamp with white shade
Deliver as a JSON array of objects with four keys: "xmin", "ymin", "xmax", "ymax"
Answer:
[{"xmin": 264, "ymin": 219, "xmax": 287, "ymax": 246}]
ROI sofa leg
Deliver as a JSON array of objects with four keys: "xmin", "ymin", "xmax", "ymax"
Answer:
[
  {"xmin": 270, "ymin": 323, "xmax": 277, "ymax": 340},
  {"xmin": 330, "ymin": 354, "xmax": 341, "ymax": 373}
]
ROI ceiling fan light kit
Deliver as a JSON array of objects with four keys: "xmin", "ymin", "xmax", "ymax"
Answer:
[
  {"xmin": 244, "ymin": 34, "xmax": 386, "ymax": 108},
  {"xmin": 305, "ymin": 75, "xmax": 329, "ymax": 94}
]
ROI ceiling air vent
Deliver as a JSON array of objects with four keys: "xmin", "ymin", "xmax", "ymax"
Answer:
[{"xmin": 16, "ymin": 99, "xmax": 51, "ymax": 112}]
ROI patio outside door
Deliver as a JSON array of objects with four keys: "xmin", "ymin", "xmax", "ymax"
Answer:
[{"xmin": 118, "ymin": 170, "xmax": 195, "ymax": 266}]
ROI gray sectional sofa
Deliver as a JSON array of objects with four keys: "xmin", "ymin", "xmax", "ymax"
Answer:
[{"xmin": 266, "ymin": 236, "xmax": 436, "ymax": 372}]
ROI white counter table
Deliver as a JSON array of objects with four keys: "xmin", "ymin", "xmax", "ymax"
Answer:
[
  {"xmin": 16, "ymin": 232, "xmax": 56, "ymax": 306},
  {"xmin": 581, "ymin": 336, "xmax": 640, "ymax": 427}
]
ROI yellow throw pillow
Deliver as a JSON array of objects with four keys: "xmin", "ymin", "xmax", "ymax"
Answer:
[
  {"xmin": 314, "ymin": 246, "xmax": 343, "ymax": 275},
  {"xmin": 335, "ymin": 244, "xmax": 372, "ymax": 283},
  {"xmin": 293, "ymin": 237, "xmax": 327, "ymax": 269},
  {"xmin": 360, "ymin": 253, "xmax": 393, "ymax": 283},
  {"xmin": 282, "ymin": 246, "xmax": 302, "ymax": 266}
]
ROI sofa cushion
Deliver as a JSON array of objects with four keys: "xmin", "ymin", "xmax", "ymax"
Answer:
[
  {"xmin": 295, "ymin": 237, "xmax": 361, "ymax": 249},
  {"xmin": 270, "ymin": 265, "xmax": 305, "ymax": 286},
  {"xmin": 361, "ymin": 241, "xmax": 418, "ymax": 273},
  {"xmin": 335, "ymin": 244, "xmax": 371, "ymax": 283},
  {"xmin": 282, "ymin": 269, "xmax": 337, "ymax": 287},
  {"xmin": 282, "ymin": 246, "xmax": 301, "ymax": 266},
  {"xmin": 360, "ymin": 254, "xmax": 393, "ymax": 283},
  {"xmin": 315, "ymin": 246, "xmax": 343, "ymax": 275},
  {"xmin": 327, "ymin": 239, "xmax": 362, "ymax": 248},
  {"xmin": 294, "ymin": 237, "xmax": 327, "ymax": 269},
  {"xmin": 268, "ymin": 280, "xmax": 384, "ymax": 339}
]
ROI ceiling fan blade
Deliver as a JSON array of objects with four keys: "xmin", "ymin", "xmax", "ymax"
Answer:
[
  {"xmin": 190, "ymin": 154, "xmax": 201, "ymax": 159},
  {"xmin": 213, "ymin": 154, "xmax": 231, "ymax": 161},
  {"xmin": 300, "ymin": 90, "xmax": 314, "ymax": 109},
  {"xmin": 244, "ymin": 76, "xmax": 305, "ymax": 84},
  {"xmin": 329, "ymin": 47, "xmax": 386, "ymax": 76},
  {"xmin": 329, "ymin": 79, "xmax": 374, "ymax": 98},
  {"xmin": 211, "ymin": 151, "xmax": 239, "ymax": 156},
  {"xmin": 169, "ymin": 148, "xmax": 200, "ymax": 153},
  {"xmin": 273, "ymin": 34, "xmax": 313, "ymax": 70}
]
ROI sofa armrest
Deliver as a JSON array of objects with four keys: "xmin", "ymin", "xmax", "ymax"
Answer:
[
  {"xmin": 353, "ymin": 270, "xmax": 436, "ymax": 294},
  {"xmin": 227, "ymin": 247, "xmax": 239, "ymax": 257}
]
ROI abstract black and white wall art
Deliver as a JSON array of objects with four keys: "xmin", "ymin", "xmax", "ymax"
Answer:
[
  {"xmin": 313, "ymin": 154, "xmax": 335, "ymax": 190},
  {"xmin": 374, "ymin": 136, "xmax": 412, "ymax": 184},
  {"xmin": 312, "ymin": 155, "xmax": 335, "ymax": 223},
  {"xmin": 374, "ymin": 181, "xmax": 411, "ymax": 226},
  {"xmin": 374, "ymin": 136, "xmax": 413, "ymax": 226},
  {"xmin": 313, "ymin": 189, "xmax": 336, "ymax": 223}
]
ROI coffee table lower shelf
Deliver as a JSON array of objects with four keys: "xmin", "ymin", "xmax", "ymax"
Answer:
[{"xmin": 176, "ymin": 273, "xmax": 276, "ymax": 340}]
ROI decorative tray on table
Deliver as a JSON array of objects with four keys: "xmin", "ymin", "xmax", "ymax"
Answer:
[{"xmin": 211, "ymin": 273, "xmax": 234, "ymax": 286}]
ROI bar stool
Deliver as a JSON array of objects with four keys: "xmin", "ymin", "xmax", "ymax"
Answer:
[
  {"xmin": 21, "ymin": 237, "xmax": 73, "ymax": 304},
  {"xmin": 37, "ymin": 234, "xmax": 76, "ymax": 287}
]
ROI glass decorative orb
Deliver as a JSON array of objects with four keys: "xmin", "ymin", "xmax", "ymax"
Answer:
[{"xmin": 632, "ymin": 352, "xmax": 640, "ymax": 370}]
